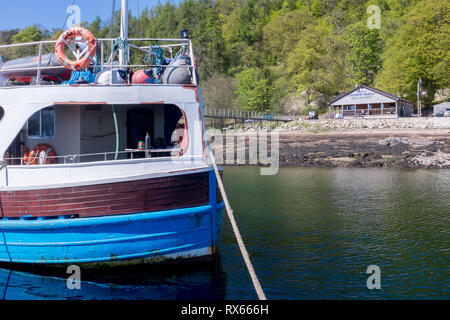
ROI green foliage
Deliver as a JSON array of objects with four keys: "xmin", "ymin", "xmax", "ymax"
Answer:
[
  {"xmin": 201, "ymin": 73, "xmax": 240, "ymax": 110},
  {"xmin": 263, "ymin": 8, "xmax": 314, "ymax": 63},
  {"xmin": 4, "ymin": 25, "xmax": 43, "ymax": 58},
  {"xmin": 376, "ymin": 0, "xmax": 450, "ymax": 104},
  {"xmin": 11, "ymin": 25, "xmax": 42, "ymax": 43},
  {"xmin": 345, "ymin": 21, "xmax": 383, "ymax": 86},
  {"xmin": 286, "ymin": 21, "xmax": 349, "ymax": 108},
  {"xmin": 311, "ymin": 0, "xmax": 324, "ymax": 17},
  {"xmin": 236, "ymin": 68, "xmax": 273, "ymax": 112},
  {"xmin": 1, "ymin": 0, "xmax": 448, "ymax": 110}
]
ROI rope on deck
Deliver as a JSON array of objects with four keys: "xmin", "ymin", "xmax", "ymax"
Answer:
[{"xmin": 209, "ymin": 150, "xmax": 267, "ymax": 300}]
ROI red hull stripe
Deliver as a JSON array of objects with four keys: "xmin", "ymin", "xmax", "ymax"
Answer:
[{"xmin": 0, "ymin": 172, "xmax": 209, "ymax": 218}]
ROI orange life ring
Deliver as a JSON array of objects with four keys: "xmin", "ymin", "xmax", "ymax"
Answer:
[
  {"xmin": 55, "ymin": 27, "xmax": 97, "ymax": 71},
  {"xmin": 24, "ymin": 144, "xmax": 57, "ymax": 165},
  {"xmin": 176, "ymin": 123, "xmax": 188, "ymax": 156}
]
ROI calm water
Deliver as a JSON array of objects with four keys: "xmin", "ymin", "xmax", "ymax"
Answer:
[{"xmin": 1, "ymin": 167, "xmax": 449, "ymax": 299}]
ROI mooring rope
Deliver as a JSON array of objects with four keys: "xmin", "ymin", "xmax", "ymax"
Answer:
[{"xmin": 209, "ymin": 150, "xmax": 267, "ymax": 300}]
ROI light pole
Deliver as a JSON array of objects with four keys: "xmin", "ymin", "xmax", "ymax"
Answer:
[{"xmin": 417, "ymin": 77, "xmax": 422, "ymax": 117}]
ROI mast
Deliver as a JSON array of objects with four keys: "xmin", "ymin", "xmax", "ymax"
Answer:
[
  {"xmin": 120, "ymin": 0, "xmax": 128, "ymax": 66},
  {"xmin": 110, "ymin": 0, "xmax": 115, "ymax": 39}
]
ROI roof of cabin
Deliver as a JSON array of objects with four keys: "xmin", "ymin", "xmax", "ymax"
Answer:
[{"xmin": 329, "ymin": 84, "xmax": 413, "ymax": 106}]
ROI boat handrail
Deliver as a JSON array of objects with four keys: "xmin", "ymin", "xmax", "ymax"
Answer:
[
  {"xmin": 0, "ymin": 38, "xmax": 190, "ymax": 49},
  {"xmin": 0, "ymin": 37, "xmax": 197, "ymax": 87},
  {"xmin": 0, "ymin": 64, "xmax": 192, "ymax": 74},
  {"xmin": 3, "ymin": 148, "xmax": 185, "ymax": 165}
]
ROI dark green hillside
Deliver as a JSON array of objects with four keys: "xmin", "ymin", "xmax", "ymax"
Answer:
[{"xmin": 1, "ymin": 0, "xmax": 448, "ymax": 113}]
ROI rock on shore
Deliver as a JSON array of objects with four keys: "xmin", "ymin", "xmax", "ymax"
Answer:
[
  {"xmin": 207, "ymin": 118, "xmax": 450, "ymax": 169},
  {"xmin": 277, "ymin": 117, "xmax": 450, "ymax": 132}
]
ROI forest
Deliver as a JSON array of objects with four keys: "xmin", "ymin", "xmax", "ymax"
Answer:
[{"xmin": 0, "ymin": 0, "xmax": 449, "ymax": 115}]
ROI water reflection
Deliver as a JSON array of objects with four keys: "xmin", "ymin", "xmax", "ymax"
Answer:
[
  {"xmin": 220, "ymin": 167, "xmax": 450, "ymax": 299},
  {"xmin": 0, "ymin": 256, "xmax": 227, "ymax": 300}
]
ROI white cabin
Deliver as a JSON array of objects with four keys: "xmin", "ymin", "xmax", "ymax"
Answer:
[{"xmin": 0, "ymin": 36, "xmax": 210, "ymax": 191}]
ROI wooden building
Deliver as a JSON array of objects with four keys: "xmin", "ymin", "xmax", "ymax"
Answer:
[{"xmin": 329, "ymin": 85, "xmax": 414, "ymax": 118}]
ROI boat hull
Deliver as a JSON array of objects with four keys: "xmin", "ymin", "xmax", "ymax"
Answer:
[{"xmin": 0, "ymin": 204, "xmax": 224, "ymax": 267}]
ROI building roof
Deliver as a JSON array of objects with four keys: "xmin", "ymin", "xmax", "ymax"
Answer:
[
  {"xmin": 329, "ymin": 84, "xmax": 413, "ymax": 106},
  {"xmin": 433, "ymin": 102, "xmax": 450, "ymax": 107}
]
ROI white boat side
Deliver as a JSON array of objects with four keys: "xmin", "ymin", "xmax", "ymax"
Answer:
[{"xmin": 0, "ymin": 84, "xmax": 210, "ymax": 190}]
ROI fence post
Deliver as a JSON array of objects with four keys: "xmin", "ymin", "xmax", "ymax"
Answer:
[{"xmin": 36, "ymin": 42, "xmax": 43, "ymax": 86}]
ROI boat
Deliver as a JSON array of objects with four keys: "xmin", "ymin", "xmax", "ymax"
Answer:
[{"xmin": 0, "ymin": 0, "xmax": 224, "ymax": 268}]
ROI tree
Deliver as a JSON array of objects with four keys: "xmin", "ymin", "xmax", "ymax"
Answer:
[
  {"xmin": 263, "ymin": 8, "xmax": 314, "ymax": 63},
  {"xmin": 7, "ymin": 25, "xmax": 43, "ymax": 58},
  {"xmin": 286, "ymin": 21, "xmax": 348, "ymax": 110},
  {"xmin": 376, "ymin": 0, "xmax": 450, "ymax": 104},
  {"xmin": 194, "ymin": 8, "xmax": 228, "ymax": 77},
  {"xmin": 345, "ymin": 21, "xmax": 383, "ymax": 86},
  {"xmin": 236, "ymin": 68, "xmax": 273, "ymax": 112},
  {"xmin": 201, "ymin": 73, "xmax": 239, "ymax": 110},
  {"xmin": 311, "ymin": 0, "xmax": 324, "ymax": 17},
  {"xmin": 11, "ymin": 25, "xmax": 42, "ymax": 43},
  {"xmin": 0, "ymin": 30, "xmax": 19, "ymax": 45},
  {"xmin": 1, "ymin": 0, "xmax": 444, "ymax": 114}
]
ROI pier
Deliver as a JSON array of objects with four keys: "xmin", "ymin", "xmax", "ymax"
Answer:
[{"xmin": 203, "ymin": 108, "xmax": 294, "ymax": 132}]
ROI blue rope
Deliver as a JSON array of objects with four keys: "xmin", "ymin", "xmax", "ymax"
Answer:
[{"xmin": 143, "ymin": 45, "xmax": 165, "ymax": 84}]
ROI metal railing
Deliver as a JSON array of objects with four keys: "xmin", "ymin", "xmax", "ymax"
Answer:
[
  {"xmin": 3, "ymin": 148, "xmax": 183, "ymax": 166},
  {"xmin": 0, "ymin": 37, "xmax": 197, "ymax": 87},
  {"xmin": 203, "ymin": 108, "xmax": 294, "ymax": 121}
]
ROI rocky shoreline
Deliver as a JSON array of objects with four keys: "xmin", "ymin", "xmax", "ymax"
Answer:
[
  {"xmin": 207, "ymin": 119, "xmax": 450, "ymax": 168},
  {"xmin": 273, "ymin": 131, "xmax": 450, "ymax": 168}
]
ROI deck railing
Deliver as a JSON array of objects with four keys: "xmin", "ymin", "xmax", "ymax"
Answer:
[
  {"xmin": 2, "ymin": 148, "xmax": 184, "ymax": 166},
  {"xmin": 0, "ymin": 37, "xmax": 197, "ymax": 87},
  {"xmin": 340, "ymin": 108, "xmax": 397, "ymax": 117}
]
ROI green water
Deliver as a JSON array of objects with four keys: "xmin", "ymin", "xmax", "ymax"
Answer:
[
  {"xmin": 0, "ymin": 167, "xmax": 448, "ymax": 300},
  {"xmin": 218, "ymin": 167, "xmax": 450, "ymax": 299}
]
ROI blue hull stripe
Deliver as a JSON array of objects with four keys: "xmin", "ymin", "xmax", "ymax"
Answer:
[
  {"xmin": 0, "ymin": 203, "xmax": 224, "ymax": 265},
  {"xmin": 0, "ymin": 205, "xmax": 215, "ymax": 229}
]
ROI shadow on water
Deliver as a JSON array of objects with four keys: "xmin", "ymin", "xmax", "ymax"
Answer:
[{"xmin": 0, "ymin": 253, "xmax": 227, "ymax": 300}]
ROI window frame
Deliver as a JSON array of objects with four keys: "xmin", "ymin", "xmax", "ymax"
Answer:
[{"xmin": 27, "ymin": 106, "xmax": 56, "ymax": 139}]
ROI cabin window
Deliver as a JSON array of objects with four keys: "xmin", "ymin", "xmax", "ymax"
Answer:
[
  {"xmin": 28, "ymin": 107, "xmax": 55, "ymax": 138},
  {"xmin": 0, "ymin": 106, "xmax": 4, "ymax": 122}
]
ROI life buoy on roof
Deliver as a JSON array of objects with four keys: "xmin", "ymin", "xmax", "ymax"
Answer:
[
  {"xmin": 23, "ymin": 144, "xmax": 57, "ymax": 165},
  {"xmin": 55, "ymin": 27, "xmax": 97, "ymax": 71}
]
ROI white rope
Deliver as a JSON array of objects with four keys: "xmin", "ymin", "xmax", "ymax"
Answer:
[{"xmin": 209, "ymin": 150, "xmax": 267, "ymax": 300}]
